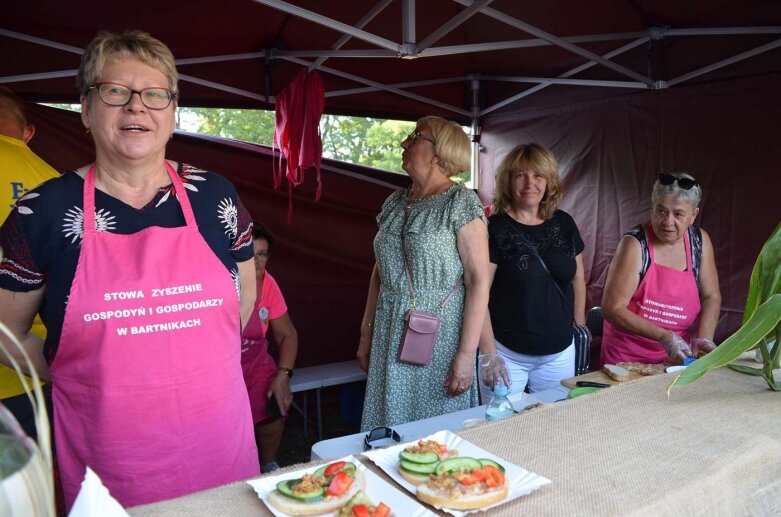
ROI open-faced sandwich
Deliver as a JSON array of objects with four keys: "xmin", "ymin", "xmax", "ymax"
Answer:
[
  {"xmin": 337, "ymin": 490, "xmax": 391, "ymax": 517},
  {"xmin": 416, "ymin": 457, "xmax": 508, "ymax": 510},
  {"xmin": 397, "ymin": 439, "xmax": 457, "ymax": 485},
  {"xmin": 268, "ymin": 460, "xmax": 364, "ymax": 516}
]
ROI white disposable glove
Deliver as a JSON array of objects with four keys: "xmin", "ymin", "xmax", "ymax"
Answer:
[
  {"xmin": 691, "ymin": 337, "xmax": 716, "ymax": 357},
  {"xmin": 659, "ymin": 332, "xmax": 692, "ymax": 363},
  {"xmin": 478, "ymin": 353, "xmax": 511, "ymax": 388}
]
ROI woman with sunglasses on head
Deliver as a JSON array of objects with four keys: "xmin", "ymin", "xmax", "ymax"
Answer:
[
  {"xmin": 356, "ymin": 116, "xmax": 497, "ymax": 432},
  {"xmin": 0, "ymin": 31, "xmax": 259, "ymax": 509},
  {"xmin": 601, "ymin": 173, "xmax": 721, "ymax": 365}
]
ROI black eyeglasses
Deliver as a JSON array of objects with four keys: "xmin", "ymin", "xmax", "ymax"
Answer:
[
  {"xmin": 659, "ymin": 173, "xmax": 698, "ymax": 190},
  {"xmin": 405, "ymin": 130, "xmax": 436, "ymax": 145},
  {"xmin": 88, "ymin": 82, "xmax": 177, "ymax": 110},
  {"xmin": 363, "ymin": 426, "xmax": 401, "ymax": 451}
]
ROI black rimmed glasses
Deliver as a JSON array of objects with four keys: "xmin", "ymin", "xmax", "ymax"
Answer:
[
  {"xmin": 405, "ymin": 130, "xmax": 436, "ymax": 145},
  {"xmin": 659, "ymin": 173, "xmax": 698, "ymax": 190},
  {"xmin": 363, "ymin": 426, "xmax": 401, "ymax": 451},
  {"xmin": 88, "ymin": 82, "xmax": 177, "ymax": 110}
]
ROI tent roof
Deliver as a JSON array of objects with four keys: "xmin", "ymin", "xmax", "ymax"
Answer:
[{"xmin": 4, "ymin": 0, "xmax": 781, "ymax": 123}]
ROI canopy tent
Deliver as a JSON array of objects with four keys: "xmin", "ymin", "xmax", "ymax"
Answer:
[{"xmin": 5, "ymin": 1, "xmax": 781, "ymax": 363}]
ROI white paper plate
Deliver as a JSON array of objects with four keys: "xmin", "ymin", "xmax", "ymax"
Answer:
[
  {"xmin": 362, "ymin": 430, "xmax": 551, "ymax": 516},
  {"xmin": 247, "ymin": 454, "xmax": 437, "ymax": 517}
]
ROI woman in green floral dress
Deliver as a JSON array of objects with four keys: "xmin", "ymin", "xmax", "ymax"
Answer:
[{"xmin": 356, "ymin": 116, "xmax": 492, "ymax": 431}]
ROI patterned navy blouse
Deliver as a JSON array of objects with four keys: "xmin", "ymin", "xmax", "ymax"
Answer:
[{"xmin": 0, "ymin": 162, "xmax": 253, "ymax": 361}]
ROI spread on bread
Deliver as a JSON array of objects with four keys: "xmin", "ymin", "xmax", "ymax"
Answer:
[
  {"xmin": 415, "ymin": 457, "xmax": 508, "ymax": 510},
  {"xmin": 268, "ymin": 460, "xmax": 364, "ymax": 516}
]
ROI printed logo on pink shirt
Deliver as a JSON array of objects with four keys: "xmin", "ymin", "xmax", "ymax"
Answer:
[{"xmin": 637, "ymin": 298, "xmax": 690, "ymax": 327}]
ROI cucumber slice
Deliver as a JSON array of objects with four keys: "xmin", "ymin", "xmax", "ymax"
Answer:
[
  {"xmin": 400, "ymin": 459, "xmax": 439, "ymax": 474},
  {"xmin": 399, "ymin": 450, "xmax": 440, "ymax": 464},
  {"xmin": 313, "ymin": 461, "xmax": 357, "ymax": 478},
  {"xmin": 478, "ymin": 458, "xmax": 505, "ymax": 473},
  {"xmin": 435, "ymin": 457, "xmax": 482, "ymax": 475},
  {"xmin": 276, "ymin": 479, "xmax": 325, "ymax": 502}
]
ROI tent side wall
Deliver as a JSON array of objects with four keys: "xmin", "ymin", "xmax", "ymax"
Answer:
[{"xmin": 478, "ymin": 73, "xmax": 781, "ymax": 341}]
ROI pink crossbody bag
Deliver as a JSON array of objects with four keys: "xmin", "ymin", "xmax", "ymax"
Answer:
[{"xmin": 398, "ymin": 203, "xmax": 463, "ymax": 366}]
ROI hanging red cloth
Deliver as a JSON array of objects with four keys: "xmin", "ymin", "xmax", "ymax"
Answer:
[{"xmin": 274, "ymin": 69, "xmax": 325, "ymax": 222}]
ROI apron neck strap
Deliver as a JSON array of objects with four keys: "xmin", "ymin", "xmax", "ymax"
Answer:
[{"xmin": 83, "ymin": 161, "xmax": 196, "ymax": 234}]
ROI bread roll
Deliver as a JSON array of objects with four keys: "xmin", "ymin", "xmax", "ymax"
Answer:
[{"xmin": 416, "ymin": 482, "xmax": 509, "ymax": 510}]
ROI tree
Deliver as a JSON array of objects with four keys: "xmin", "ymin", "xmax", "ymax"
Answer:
[{"xmin": 180, "ymin": 108, "xmax": 275, "ymax": 145}]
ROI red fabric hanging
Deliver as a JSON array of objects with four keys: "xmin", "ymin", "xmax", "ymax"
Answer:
[{"xmin": 274, "ymin": 69, "xmax": 325, "ymax": 222}]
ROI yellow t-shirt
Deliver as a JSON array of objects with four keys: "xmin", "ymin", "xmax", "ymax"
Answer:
[{"xmin": 0, "ymin": 134, "xmax": 59, "ymax": 398}]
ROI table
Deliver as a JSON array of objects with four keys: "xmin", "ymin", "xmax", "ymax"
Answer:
[
  {"xmin": 129, "ymin": 367, "xmax": 781, "ymax": 516},
  {"xmin": 289, "ymin": 360, "xmax": 367, "ymax": 440},
  {"xmin": 310, "ymin": 385, "xmax": 570, "ymax": 461}
]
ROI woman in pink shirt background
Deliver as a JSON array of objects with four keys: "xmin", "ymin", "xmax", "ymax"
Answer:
[{"xmin": 241, "ymin": 221, "xmax": 298, "ymax": 472}]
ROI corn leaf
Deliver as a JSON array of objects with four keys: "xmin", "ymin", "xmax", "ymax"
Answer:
[
  {"xmin": 743, "ymin": 222, "xmax": 781, "ymax": 324},
  {"xmin": 668, "ymin": 294, "xmax": 781, "ymax": 392}
]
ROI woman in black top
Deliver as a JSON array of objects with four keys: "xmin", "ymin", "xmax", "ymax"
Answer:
[{"xmin": 478, "ymin": 143, "xmax": 587, "ymax": 398}]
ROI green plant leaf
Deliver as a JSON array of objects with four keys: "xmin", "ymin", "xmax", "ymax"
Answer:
[
  {"xmin": 727, "ymin": 364, "xmax": 762, "ymax": 376},
  {"xmin": 743, "ymin": 222, "xmax": 781, "ymax": 324},
  {"xmin": 668, "ymin": 294, "xmax": 781, "ymax": 392}
]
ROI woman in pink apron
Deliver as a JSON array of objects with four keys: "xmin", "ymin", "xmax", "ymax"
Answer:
[
  {"xmin": 240, "ymin": 221, "xmax": 298, "ymax": 473},
  {"xmin": 601, "ymin": 173, "xmax": 721, "ymax": 365},
  {"xmin": 0, "ymin": 31, "xmax": 259, "ymax": 509}
]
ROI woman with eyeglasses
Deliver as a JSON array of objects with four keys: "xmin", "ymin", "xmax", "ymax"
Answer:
[
  {"xmin": 356, "ymin": 116, "xmax": 494, "ymax": 431},
  {"xmin": 240, "ymin": 221, "xmax": 298, "ymax": 473},
  {"xmin": 601, "ymin": 173, "xmax": 722, "ymax": 365},
  {"xmin": 0, "ymin": 31, "xmax": 259, "ymax": 508}
]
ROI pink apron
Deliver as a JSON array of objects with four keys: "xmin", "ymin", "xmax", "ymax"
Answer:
[
  {"xmin": 50, "ymin": 163, "xmax": 259, "ymax": 509},
  {"xmin": 601, "ymin": 224, "xmax": 702, "ymax": 365},
  {"xmin": 240, "ymin": 276, "xmax": 277, "ymax": 423}
]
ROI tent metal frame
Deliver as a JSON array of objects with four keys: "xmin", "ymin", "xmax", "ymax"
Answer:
[{"xmin": 2, "ymin": 1, "xmax": 779, "ymax": 119}]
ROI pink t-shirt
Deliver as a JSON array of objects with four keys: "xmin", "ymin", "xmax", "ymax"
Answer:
[
  {"xmin": 240, "ymin": 271, "xmax": 289, "ymax": 424},
  {"xmin": 243, "ymin": 272, "xmax": 288, "ymax": 341}
]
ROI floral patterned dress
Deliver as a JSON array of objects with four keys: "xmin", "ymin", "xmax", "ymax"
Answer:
[{"xmin": 360, "ymin": 184, "xmax": 486, "ymax": 431}]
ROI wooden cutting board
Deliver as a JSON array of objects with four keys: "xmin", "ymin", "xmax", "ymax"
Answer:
[{"xmin": 560, "ymin": 369, "xmax": 646, "ymax": 388}]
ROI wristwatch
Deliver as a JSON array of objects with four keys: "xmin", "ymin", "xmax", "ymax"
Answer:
[{"xmin": 277, "ymin": 367, "xmax": 294, "ymax": 378}]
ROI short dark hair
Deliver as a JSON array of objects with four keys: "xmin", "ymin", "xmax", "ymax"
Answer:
[
  {"xmin": 251, "ymin": 221, "xmax": 276, "ymax": 251},
  {"xmin": 0, "ymin": 86, "xmax": 28, "ymax": 128}
]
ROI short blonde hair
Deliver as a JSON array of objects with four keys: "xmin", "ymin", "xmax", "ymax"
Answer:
[
  {"xmin": 418, "ymin": 116, "xmax": 471, "ymax": 177},
  {"xmin": 493, "ymin": 143, "xmax": 562, "ymax": 220},
  {"xmin": 77, "ymin": 30, "xmax": 179, "ymax": 96}
]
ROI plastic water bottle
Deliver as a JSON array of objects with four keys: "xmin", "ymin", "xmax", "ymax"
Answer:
[{"xmin": 485, "ymin": 382, "xmax": 514, "ymax": 421}]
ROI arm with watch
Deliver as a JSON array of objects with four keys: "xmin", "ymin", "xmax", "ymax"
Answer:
[{"xmin": 267, "ymin": 313, "xmax": 298, "ymax": 417}]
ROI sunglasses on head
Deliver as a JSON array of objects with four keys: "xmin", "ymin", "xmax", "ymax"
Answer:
[{"xmin": 659, "ymin": 173, "xmax": 698, "ymax": 190}]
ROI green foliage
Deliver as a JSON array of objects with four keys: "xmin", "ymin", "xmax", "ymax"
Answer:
[
  {"xmin": 180, "ymin": 108, "xmax": 417, "ymax": 174},
  {"xmin": 669, "ymin": 222, "xmax": 781, "ymax": 392}
]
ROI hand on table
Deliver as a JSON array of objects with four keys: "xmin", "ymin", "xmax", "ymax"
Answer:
[
  {"xmin": 478, "ymin": 353, "xmax": 511, "ymax": 389},
  {"xmin": 659, "ymin": 332, "xmax": 692, "ymax": 363},
  {"xmin": 444, "ymin": 350, "xmax": 475, "ymax": 397}
]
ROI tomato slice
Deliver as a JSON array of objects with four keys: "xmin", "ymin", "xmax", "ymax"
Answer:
[
  {"xmin": 438, "ymin": 443, "xmax": 448, "ymax": 454},
  {"xmin": 374, "ymin": 503, "xmax": 391, "ymax": 517},
  {"xmin": 351, "ymin": 504, "xmax": 370, "ymax": 517},
  {"xmin": 483, "ymin": 465, "xmax": 505, "ymax": 488},
  {"xmin": 326, "ymin": 471, "xmax": 354, "ymax": 496},
  {"xmin": 323, "ymin": 461, "xmax": 346, "ymax": 477}
]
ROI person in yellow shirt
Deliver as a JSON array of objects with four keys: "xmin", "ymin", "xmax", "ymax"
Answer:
[{"xmin": 0, "ymin": 87, "xmax": 59, "ymax": 439}]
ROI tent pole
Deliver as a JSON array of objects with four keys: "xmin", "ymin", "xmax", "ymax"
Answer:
[{"xmin": 470, "ymin": 75, "xmax": 481, "ymax": 193}]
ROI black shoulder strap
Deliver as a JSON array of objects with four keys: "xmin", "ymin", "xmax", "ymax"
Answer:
[{"xmin": 502, "ymin": 213, "xmax": 572, "ymax": 312}]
